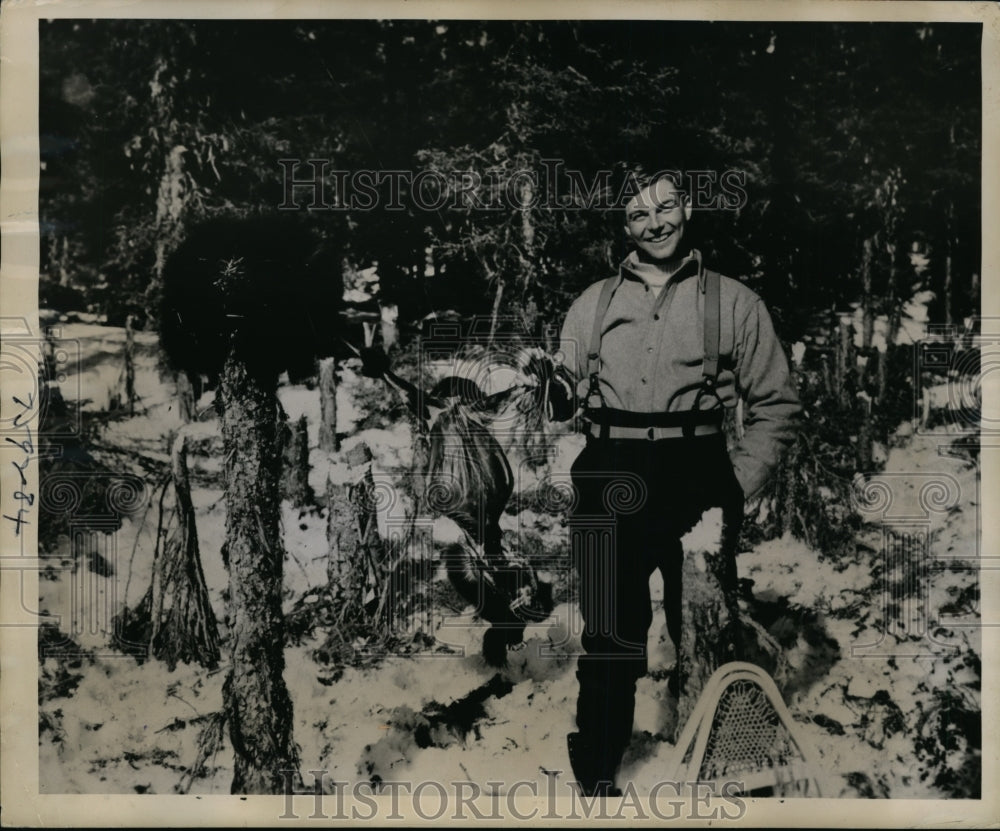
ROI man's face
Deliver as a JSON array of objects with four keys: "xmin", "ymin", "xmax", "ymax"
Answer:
[{"xmin": 624, "ymin": 177, "xmax": 693, "ymax": 263}]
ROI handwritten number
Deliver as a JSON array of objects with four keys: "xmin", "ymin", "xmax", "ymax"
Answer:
[
  {"xmin": 12, "ymin": 458, "xmax": 29, "ymax": 487},
  {"xmin": 4, "ymin": 425, "xmax": 33, "ymax": 454},
  {"xmin": 12, "ymin": 393, "xmax": 35, "ymax": 427},
  {"xmin": 6, "ymin": 395, "xmax": 36, "ymax": 536},
  {"xmin": 13, "ymin": 491, "xmax": 35, "ymax": 506},
  {"xmin": 3, "ymin": 510, "xmax": 30, "ymax": 536}
]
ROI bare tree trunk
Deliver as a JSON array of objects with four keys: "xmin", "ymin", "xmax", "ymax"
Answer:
[
  {"xmin": 857, "ymin": 236, "xmax": 874, "ymax": 469},
  {"xmin": 318, "ymin": 357, "xmax": 339, "ymax": 453},
  {"xmin": 944, "ymin": 245, "xmax": 954, "ymax": 328},
  {"xmin": 281, "ymin": 414, "xmax": 313, "ymax": 507},
  {"xmin": 944, "ymin": 126, "xmax": 955, "ymax": 327},
  {"xmin": 860, "ymin": 237, "xmax": 875, "ymax": 353},
  {"xmin": 876, "ymin": 305, "xmax": 903, "ymax": 434},
  {"xmin": 857, "ymin": 249, "xmax": 874, "ymax": 470},
  {"xmin": 820, "ymin": 352, "xmax": 833, "ymax": 398},
  {"xmin": 124, "ymin": 314, "xmax": 137, "ymax": 416},
  {"xmin": 876, "ymin": 346, "xmax": 889, "ymax": 407},
  {"xmin": 883, "ymin": 221, "xmax": 900, "ymax": 400},
  {"xmin": 835, "ymin": 317, "xmax": 854, "ymax": 409},
  {"xmin": 49, "ymin": 235, "xmax": 72, "ymax": 287},
  {"xmin": 176, "ymin": 371, "xmax": 196, "ymax": 424},
  {"xmin": 219, "ymin": 350, "xmax": 297, "ymax": 794},
  {"xmin": 857, "ymin": 399, "xmax": 873, "ymax": 471},
  {"xmin": 43, "ymin": 328, "xmax": 58, "ymax": 381},
  {"xmin": 153, "ymin": 144, "xmax": 189, "ymax": 285},
  {"xmin": 60, "ymin": 237, "xmax": 71, "ymax": 286}
]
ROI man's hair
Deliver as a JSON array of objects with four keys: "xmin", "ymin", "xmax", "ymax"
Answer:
[
  {"xmin": 615, "ymin": 164, "xmax": 687, "ymax": 209},
  {"xmin": 607, "ymin": 163, "xmax": 698, "ymax": 261}
]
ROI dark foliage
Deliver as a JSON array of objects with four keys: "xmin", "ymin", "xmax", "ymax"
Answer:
[
  {"xmin": 39, "ymin": 281, "xmax": 89, "ymax": 314},
  {"xmin": 159, "ymin": 215, "xmax": 344, "ymax": 383}
]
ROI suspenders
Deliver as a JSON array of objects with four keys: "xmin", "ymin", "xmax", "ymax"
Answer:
[
  {"xmin": 701, "ymin": 265, "xmax": 721, "ymax": 387},
  {"xmin": 585, "ymin": 263, "xmax": 724, "ymax": 439},
  {"xmin": 694, "ymin": 265, "xmax": 723, "ymax": 412},
  {"xmin": 585, "ymin": 275, "xmax": 622, "ymax": 413}
]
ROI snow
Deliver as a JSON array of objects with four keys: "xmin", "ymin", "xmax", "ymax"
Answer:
[
  {"xmin": 679, "ymin": 507, "xmax": 724, "ymax": 563},
  {"xmin": 845, "ymin": 288, "xmax": 936, "ymax": 351},
  {"xmin": 36, "ymin": 318, "xmax": 982, "ymax": 800},
  {"xmin": 741, "ymin": 534, "xmax": 870, "ymax": 612}
]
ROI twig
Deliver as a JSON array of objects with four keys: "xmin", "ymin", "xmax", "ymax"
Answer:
[{"xmin": 167, "ymin": 689, "xmax": 203, "ymax": 718}]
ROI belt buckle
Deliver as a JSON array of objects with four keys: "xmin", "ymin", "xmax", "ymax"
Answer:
[{"xmin": 647, "ymin": 427, "xmax": 655, "ymax": 440}]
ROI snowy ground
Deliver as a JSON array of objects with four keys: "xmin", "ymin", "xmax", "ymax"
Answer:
[{"xmin": 37, "ymin": 321, "xmax": 981, "ymax": 798}]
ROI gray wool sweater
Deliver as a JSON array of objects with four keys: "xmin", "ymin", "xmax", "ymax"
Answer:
[{"xmin": 558, "ymin": 249, "xmax": 802, "ymax": 500}]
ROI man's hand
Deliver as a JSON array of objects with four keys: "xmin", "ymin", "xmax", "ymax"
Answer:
[{"xmin": 514, "ymin": 347, "xmax": 576, "ymax": 422}]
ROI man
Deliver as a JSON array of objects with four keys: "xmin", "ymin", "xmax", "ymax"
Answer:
[{"xmin": 551, "ymin": 168, "xmax": 801, "ymax": 795}]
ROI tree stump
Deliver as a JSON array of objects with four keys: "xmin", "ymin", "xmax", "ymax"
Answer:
[
  {"xmin": 326, "ymin": 477, "xmax": 354, "ymax": 597},
  {"xmin": 147, "ymin": 426, "xmax": 221, "ymax": 668},
  {"xmin": 676, "ymin": 532, "xmax": 741, "ymax": 738},
  {"xmin": 322, "ymin": 443, "xmax": 394, "ymax": 655},
  {"xmin": 675, "ymin": 509, "xmax": 789, "ymax": 742},
  {"xmin": 325, "ymin": 464, "xmax": 371, "ymax": 613},
  {"xmin": 348, "ymin": 446, "xmax": 388, "ymax": 618}
]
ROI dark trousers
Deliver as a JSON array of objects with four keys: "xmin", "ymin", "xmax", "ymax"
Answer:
[{"xmin": 568, "ymin": 432, "xmax": 744, "ymax": 778}]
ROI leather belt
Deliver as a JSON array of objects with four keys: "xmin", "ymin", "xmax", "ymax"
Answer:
[
  {"xmin": 584, "ymin": 406, "xmax": 724, "ymax": 440},
  {"xmin": 587, "ymin": 421, "xmax": 722, "ymax": 440}
]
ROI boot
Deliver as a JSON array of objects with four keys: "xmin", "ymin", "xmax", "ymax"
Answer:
[{"xmin": 566, "ymin": 732, "xmax": 622, "ymax": 797}]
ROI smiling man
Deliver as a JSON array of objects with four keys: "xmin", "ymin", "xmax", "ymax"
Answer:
[
  {"xmin": 625, "ymin": 174, "xmax": 690, "ymax": 265},
  {"xmin": 552, "ymin": 167, "xmax": 801, "ymax": 796}
]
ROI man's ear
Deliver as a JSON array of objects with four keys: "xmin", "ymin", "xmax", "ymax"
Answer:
[{"xmin": 683, "ymin": 197, "xmax": 693, "ymax": 222}]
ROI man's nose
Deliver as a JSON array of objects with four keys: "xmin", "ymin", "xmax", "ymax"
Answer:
[{"xmin": 648, "ymin": 210, "xmax": 665, "ymax": 231}]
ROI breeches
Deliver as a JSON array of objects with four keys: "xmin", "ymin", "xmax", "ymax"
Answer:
[{"xmin": 568, "ymin": 432, "xmax": 743, "ymax": 757}]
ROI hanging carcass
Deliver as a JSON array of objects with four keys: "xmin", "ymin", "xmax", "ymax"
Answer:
[{"xmin": 356, "ymin": 345, "xmax": 553, "ymax": 666}]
